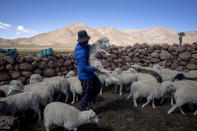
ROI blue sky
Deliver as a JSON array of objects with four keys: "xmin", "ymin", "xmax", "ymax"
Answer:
[{"xmin": 0, "ymin": 0, "xmax": 197, "ymax": 39}]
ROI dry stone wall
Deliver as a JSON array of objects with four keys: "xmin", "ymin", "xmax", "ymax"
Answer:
[{"xmin": 0, "ymin": 42, "xmax": 197, "ymax": 85}]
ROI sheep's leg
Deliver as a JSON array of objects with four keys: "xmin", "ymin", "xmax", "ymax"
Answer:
[
  {"xmin": 76, "ymin": 95, "xmax": 78, "ymax": 102},
  {"xmin": 113, "ymin": 84, "xmax": 118, "ymax": 94},
  {"xmin": 193, "ymin": 110, "xmax": 197, "ymax": 116},
  {"xmin": 171, "ymin": 96, "xmax": 174, "ymax": 106},
  {"xmin": 152, "ymin": 99, "xmax": 156, "ymax": 109},
  {"xmin": 160, "ymin": 97, "xmax": 164, "ymax": 104},
  {"xmin": 65, "ymin": 91, "xmax": 70, "ymax": 103},
  {"xmin": 98, "ymin": 49, "xmax": 110, "ymax": 55},
  {"xmin": 55, "ymin": 93, "xmax": 62, "ymax": 101},
  {"xmin": 71, "ymin": 92, "xmax": 76, "ymax": 104},
  {"xmin": 119, "ymin": 84, "xmax": 123, "ymax": 96},
  {"xmin": 142, "ymin": 97, "xmax": 151, "ymax": 108},
  {"xmin": 179, "ymin": 107, "xmax": 186, "ymax": 115},
  {"xmin": 48, "ymin": 96, "xmax": 53, "ymax": 103},
  {"xmin": 168, "ymin": 103, "xmax": 180, "ymax": 115},
  {"xmin": 133, "ymin": 93, "xmax": 139, "ymax": 107},
  {"xmin": 45, "ymin": 125, "xmax": 49, "ymax": 131},
  {"xmin": 99, "ymin": 88, "xmax": 103, "ymax": 95}
]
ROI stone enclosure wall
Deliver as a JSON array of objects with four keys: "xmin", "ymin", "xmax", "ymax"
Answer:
[{"xmin": 0, "ymin": 42, "xmax": 197, "ymax": 85}]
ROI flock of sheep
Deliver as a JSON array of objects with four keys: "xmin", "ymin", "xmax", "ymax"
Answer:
[{"xmin": 0, "ymin": 37, "xmax": 197, "ymax": 131}]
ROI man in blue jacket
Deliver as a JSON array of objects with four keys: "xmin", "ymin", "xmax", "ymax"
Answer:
[{"xmin": 74, "ymin": 30, "xmax": 101, "ymax": 111}]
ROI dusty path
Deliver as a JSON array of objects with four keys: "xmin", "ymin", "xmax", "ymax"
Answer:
[{"xmin": 20, "ymin": 87, "xmax": 197, "ymax": 131}]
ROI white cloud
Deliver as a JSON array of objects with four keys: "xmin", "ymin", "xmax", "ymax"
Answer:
[
  {"xmin": 0, "ymin": 22, "xmax": 12, "ymax": 30},
  {"xmin": 17, "ymin": 25, "xmax": 38, "ymax": 35}
]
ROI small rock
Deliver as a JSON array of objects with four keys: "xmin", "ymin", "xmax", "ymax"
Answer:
[
  {"xmin": 24, "ymin": 55, "xmax": 34, "ymax": 63},
  {"xmin": 0, "ymin": 58, "xmax": 6, "ymax": 65},
  {"xmin": 21, "ymin": 71, "xmax": 32, "ymax": 77},
  {"xmin": 48, "ymin": 61, "xmax": 57, "ymax": 68},
  {"xmin": 186, "ymin": 63, "xmax": 197, "ymax": 70},
  {"xmin": 38, "ymin": 62, "xmax": 48, "ymax": 69},
  {"xmin": 57, "ymin": 59, "xmax": 64, "ymax": 67},
  {"xmin": 16, "ymin": 56, "xmax": 24, "ymax": 63},
  {"xmin": 5, "ymin": 56, "xmax": 15, "ymax": 64},
  {"xmin": 0, "ymin": 71, "xmax": 10, "ymax": 81},
  {"xmin": 192, "ymin": 54, "xmax": 197, "ymax": 59},
  {"xmin": 160, "ymin": 50, "xmax": 171, "ymax": 60},
  {"xmin": 9, "ymin": 71, "xmax": 20, "ymax": 79},
  {"xmin": 33, "ymin": 68, "xmax": 42, "ymax": 74},
  {"xmin": 5, "ymin": 64, "xmax": 13, "ymax": 70},
  {"xmin": 43, "ymin": 68, "xmax": 56, "ymax": 77},
  {"xmin": 19, "ymin": 63, "xmax": 33, "ymax": 71},
  {"xmin": 171, "ymin": 63, "xmax": 179, "ymax": 70}
]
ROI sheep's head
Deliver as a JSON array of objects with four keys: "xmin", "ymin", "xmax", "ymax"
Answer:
[
  {"xmin": 96, "ymin": 37, "xmax": 110, "ymax": 49},
  {"xmin": 114, "ymin": 68, "xmax": 121, "ymax": 74},
  {"xmin": 83, "ymin": 109, "xmax": 99, "ymax": 124},
  {"xmin": 64, "ymin": 71, "xmax": 76, "ymax": 78},
  {"xmin": 130, "ymin": 64, "xmax": 141, "ymax": 71},
  {"xmin": 7, "ymin": 80, "xmax": 24, "ymax": 96},
  {"xmin": 162, "ymin": 81, "xmax": 174, "ymax": 91},
  {"xmin": 30, "ymin": 74, "xmax": 43, "ymax": 84}
]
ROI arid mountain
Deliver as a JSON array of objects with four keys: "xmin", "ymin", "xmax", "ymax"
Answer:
[{"xmin": 0, "ymin": 23, "xmax": 197, "ymax": 49}]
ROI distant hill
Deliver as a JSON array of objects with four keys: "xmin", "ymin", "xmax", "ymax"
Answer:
[{"xmin": 0, "ymin": 22, "xmax": 197, "ymax": 50}]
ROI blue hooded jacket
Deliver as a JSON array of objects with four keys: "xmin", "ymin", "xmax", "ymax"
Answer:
[{"xmin": 74, "ymin": 43, "xmax": 96, "ymax": 80}]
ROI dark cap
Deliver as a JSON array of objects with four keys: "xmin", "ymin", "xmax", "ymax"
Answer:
[{"xmin": 77, "ymin": 30, "xmax": 90, "ymax": 43}]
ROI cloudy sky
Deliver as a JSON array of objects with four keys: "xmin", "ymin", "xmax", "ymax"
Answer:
[{"xmin": 0, "ymin": 0, "xmax": 197, "ymax": 39}]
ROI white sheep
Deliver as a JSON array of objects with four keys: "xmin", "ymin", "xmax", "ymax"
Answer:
[
  {"xmin": 168, "ymin": 86, "xmax": 197, "ymax": 116},
  {"xmin": 43, "ymin": 76, "xmax": 70, "ymax": 102},
  {"xmin": 89, "ymin": 37, "xmax": 120, "ymax": 84},
  {"xmin": 44, "ymin": 102, "xmax": 99, "ymax": 131},
  {"xmin": 112, "ymin": 70, "xmax": 137, "ymax": 96},
  {"xmin": 0, "ymin": 85, "xmax": 9, "ymax": 95},
  {"xmin": 127, "ymin": 80, "xmax": 173, "ymax": 108},
  {"xmin": 30, "ymin": 74, "xmax": 43, "ymax": 84},
  {"xmin": 0, "ymin": 91, "xmax": 41, "ymax": 121},
  {"xmin": 66, "ymin": 77, "xmax": 82, "ymax": 104}
]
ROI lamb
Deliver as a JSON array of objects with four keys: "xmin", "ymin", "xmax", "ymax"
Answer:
[
  {"xmin": 111, "ymin": 69, "xmax": 137, "ymax": 95},
  {"xmin": 30, "ymin": 74, "xmax": 43, "ymax": 84},
  {"xmin": 89, "ymin": 37, "xmax": 120, "ymax": 84},
  {"xmin": 44, "ymin": 102, "xmax": 99, "ymax": 131},
  {"xmin": 66, "ymin": 77, "xmax": 82, "ymax": 104},
  {"xmin": 127, "ymin": 80, "xmax": 173, "ymax": 108},
  {"xmin": 168, "ymin": 86, "xmax": 197, "ymax": 116},
  {"xmin": 0, "ymin": 91, "xmax": 41, "ymax": 121}
]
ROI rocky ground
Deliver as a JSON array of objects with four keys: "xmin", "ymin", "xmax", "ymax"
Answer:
[{"xmin": 16, "ymin": 87, "xmax": 197, "ymax": 131}]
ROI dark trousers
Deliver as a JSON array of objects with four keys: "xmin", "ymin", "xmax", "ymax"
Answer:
[{"xmin": 80, "ymin": 75, "xmax": 101, "ymax": 111}]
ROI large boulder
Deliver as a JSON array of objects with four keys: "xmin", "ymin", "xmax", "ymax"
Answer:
[
  {"xmin": 159, "ymin": 50, "xmax": 171, "ymax": 60},
  {"xmin": 179, "ymin": 52, "xmax": 191, "ymax": 61}
]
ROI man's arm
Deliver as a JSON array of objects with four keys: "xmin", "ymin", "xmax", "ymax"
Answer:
[{"xmin": 76, "ymin": 50, "xmax": 96, "ymax": 72}]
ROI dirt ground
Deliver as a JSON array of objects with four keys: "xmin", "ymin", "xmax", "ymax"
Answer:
[{"xmin": 18, "ymin": 87, "xmax": 197, "ymax": 131}]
